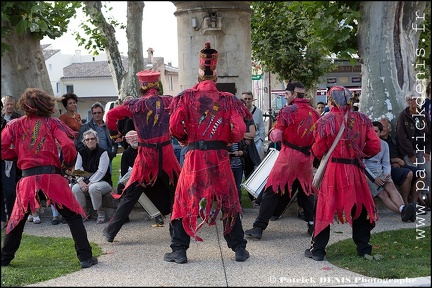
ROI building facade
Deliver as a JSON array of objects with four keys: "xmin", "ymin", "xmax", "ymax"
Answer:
[{"xmin": 43, "ymin": 44, "xmax": 180, "ymax": 122}]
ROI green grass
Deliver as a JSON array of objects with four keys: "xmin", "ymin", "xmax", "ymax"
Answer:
[
  {"xmin": 112, "ymin": 153, "xmax": 121, "ymax": 188},
  {"xmin": 326, "ymin": 226, "xmax": 431, "ymax": 279},
  {"xmin": 1, "ymin": 232, "xmax": 102, "ymax": 287}
]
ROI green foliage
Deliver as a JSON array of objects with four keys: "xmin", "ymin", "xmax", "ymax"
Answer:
[
  {"xmin": 251, "ymin": 1, "xmax": 357, "ymax": 88},
  {"xmin": 327, "ymin": 226, "xmax": 431, "ymax": 279},
  {"xmin": 1, "ymin": 1, "xmax": 81, "ymax": 56},
  {"xmin": 74, "ymin": 2, "xmax": 126, "ymax": 55},
  {"xmin": 250, "ymin": 1, "xmax": 430, "ymax": 88},
  {"xmin": 1, "ymin": 233, "xmax": 102, "ymax": 287}
]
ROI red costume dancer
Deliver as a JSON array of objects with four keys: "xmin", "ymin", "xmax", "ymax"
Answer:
[
  {"xmin": 103, "ymin": 70, "xmax": 180, "ymax": 243},
  {"xmin": 165, "ymin": 42, "xmax": 252, "ymax": 264},
  {"xmin": 1, "ymin": 88, "xmax": 97, "ymax": 268},
  {"xmin": 245, "ymin": 82, "xmax": 320, "ymax": 240},
  {"xmin": 305, "ymin": 85, "xmax": 381, "ymax": 261}
]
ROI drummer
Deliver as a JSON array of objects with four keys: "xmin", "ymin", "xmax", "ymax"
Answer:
[{"xmin": 245, "ymin": 81, "xmax": 320, "ymax": 239}]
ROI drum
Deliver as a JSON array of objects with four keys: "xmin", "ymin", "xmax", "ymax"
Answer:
[{"xmin": 242, "ymin": 148, "xmax": 280, "ymax": 198}]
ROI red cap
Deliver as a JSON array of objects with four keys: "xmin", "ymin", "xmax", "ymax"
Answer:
[{"xmin": 136, "ymin": 70, "xmax": 160, "ymax": 84}]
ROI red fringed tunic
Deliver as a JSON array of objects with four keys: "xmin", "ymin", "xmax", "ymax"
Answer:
[
  {"xmin": 105, "ymin": 89, "xmax": 181, "ymax": 196},
  {"xmin": 312, "ymin": 107, "xmax": 381, "ymax": 235},
  {"xmin": 169, "ymin": 80, "xmax": 251, "ymax": 241},
  {"xmin": 1, "ymin": 116, "xmax": 85, "ymax": 233},
  {"xmin": 265, "ymin": 98, "xmax": 321, "ymax": 197}
]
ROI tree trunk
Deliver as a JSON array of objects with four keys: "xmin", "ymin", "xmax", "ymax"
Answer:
[
  {"xmin": 121, "ymin": 1, "xmax": 144, "ymax": 100},
  {"xmin": 85, "ymin": 1, "xmax": 144, "ymax": 103},
  {"xmin": 1, "ymin": 23, "xmax": 55, "ymax": 113},
  {"xmin": 357, "ymin": 1, "xmax": 426, "ymax": 132}
]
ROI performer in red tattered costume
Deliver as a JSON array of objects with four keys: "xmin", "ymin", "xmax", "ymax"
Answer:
[
  {"xmin": 164, "ymin": 42, "xmax": 252, "ymax": 264},
  {"xmin": 103, "ymin": 70, "xmax": 181, "ymax": 243},
  {"xmin": 245, "ymin": 81, "xmax": 320, "ymax": 240},
  {"xmin": 305, "ymin": 85, "xmax": 381, "ymax": 261},
  {"xmin": 1, "ymin": 88, "xmax": 97, "ymax": 268}
]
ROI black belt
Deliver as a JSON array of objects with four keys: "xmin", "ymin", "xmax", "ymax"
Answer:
[
  {"xmin": 282, "ymin": 140, "xmax": 311, "ymax": 156},
  {"xmin": 331, "ymin": 157, "xmax": 362, "ymax": 168},
  {"xmin": 22, "ymin": 165, "xmax": 62, "ymax": 177},
  {"xmin": 138, "ymin": 140, "xmax": 171, "ymax": 176},
  {"xmin": 138, "ymin": 140, "xmax": 171, "ymax": 148},
  {"xmin": 188, "ymin": 141, "xmax": 228, "ymax": 151}
]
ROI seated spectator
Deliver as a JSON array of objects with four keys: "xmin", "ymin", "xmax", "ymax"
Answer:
[
  {"xmin": 379, "ymin": 117, "xmax": 425, "ymax": 206},
  {"xmin": 396, "ymin": 93, "xmax": 431, "ymax": 208},
  {"xmin": 364, "ymin": 121, "xmax": 416, "ymax": 222},
  {"xmin": 27, "ymin": 210, "xmax": 41, "ymax": 224},
  {"xmin": 72, "ymin": 129, "xmax": 113, "ymax": 223}
]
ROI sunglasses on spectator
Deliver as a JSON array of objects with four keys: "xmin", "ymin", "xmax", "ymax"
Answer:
[
  {"xmin": 92, "ymin": 111, "xmax": 103, "ymax": 115},
  {"xmin": 243, "ymin": 98, "xmax": 252, "ymax": 100}
]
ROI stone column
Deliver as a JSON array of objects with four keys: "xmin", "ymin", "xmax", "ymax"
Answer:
[{"xmin": 172, "ymin": 1, "xmax": 252, "ymax": 96}]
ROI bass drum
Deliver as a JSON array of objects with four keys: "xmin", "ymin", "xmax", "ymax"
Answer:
[{"xmin": 242, "ymin": 148, "xmax": 280, "ymax": 198}]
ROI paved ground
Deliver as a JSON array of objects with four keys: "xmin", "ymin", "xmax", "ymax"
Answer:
[{"xmin": 8, "ymin": 200, "xmax": 431, "ymax": 287}]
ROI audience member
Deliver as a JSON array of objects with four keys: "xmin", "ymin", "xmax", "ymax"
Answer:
[
  {"xmin": 305, "ymin": 85, "xmax": 381, "ymax": 261},
  {"xmin": 229, "ymin": 108, "xmax": 255, "ymax": 207},
  {"xmin": 72, "ymin": 129, "xmax": 113, "ymax": 224},
  {"xmin": 316, "ymin": 101, "xmax": 326, "ymax": 116},
  {"xmin": 103, "ymin": 70, "xmax": 180, "ymax": 243},
  {"xmin": 242, "ymin": 91, "xmax": 265, "ymax": 159},
  {"xmin": 165, "ymin": 42, "xmax": 251, "ymax": 263},
  {"xmin": 58, "ymin": 93, "xmax": 82, "ymax": 140},
  {"xmin": 364, "ymin": 121, "xmax": 416, "ymax": 222},
  {"xmin": 379, "ymin": 117, "xmax": 424, "ymax": 206},
  {"xmin": 116, "ymin": 96, "xmax": 136, "ymax": 150},
  {"xmin": 27, "ymin": 209, "xmax": 41, "ymax": 224},
  {"xmin": 396, "ymin": 93, "xmax": 431, "ymax": 209},
  {"xmin": 1, "ymin": 88, "xmax": 97, "ymax": 268},
  {"xmin": 241, "ymin": 102, "xmax": 261, "ymax": 205},
  {"xmin": 77, "ymin": 102, "xmax": 118, "ymax": 171},
  {"xmin": 1, "ymin": 96, "xmax": 20, "ymax": 231}
]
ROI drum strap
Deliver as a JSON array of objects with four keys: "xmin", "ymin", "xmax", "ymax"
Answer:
[{"xmin": 282, "ymin": 140, "xmax": 311, "ymax": 156}]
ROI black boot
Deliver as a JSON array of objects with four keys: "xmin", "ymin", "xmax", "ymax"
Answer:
[
  {"xmin": 235, "ymin": 247, "xmax": 250, "ymax": 262},
  {"xmin": 164, "ymin": 249, "xmax": 187, "ymax": 264},
  {"xmin": 244, "ymin": 227, "xmax": 263, "ymax": 240}
]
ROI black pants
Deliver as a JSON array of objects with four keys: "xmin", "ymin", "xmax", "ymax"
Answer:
[
  {"xmin": 253, "ymin": 180, "xmax": 315, "ymax": 229},
  {"xmin": 310, "ymin": 204, "xmax": 373, "ymax": 258},
  {"xmin": 262, "ymin": 180, "xmax": 315, "ymax": 219},
  {"xmin": 169, "ymin": 213, "xmax": 247, "ymax": 252},
  {"xmin": 1, "ymin": 205, "xmax": 93, "ymax": 264},
  {"xmin": 105, "ymin": 172, "xmax": 176, "ymax": 239}
]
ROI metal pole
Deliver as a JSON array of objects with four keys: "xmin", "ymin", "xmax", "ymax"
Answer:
[{"xmin": 267, "ymin": 71, "xmax": 273, "ymax": 132}]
